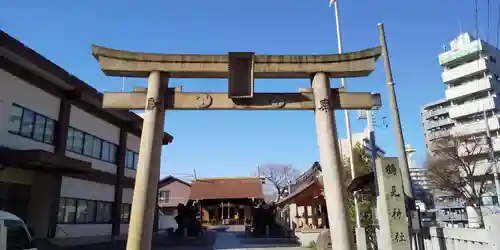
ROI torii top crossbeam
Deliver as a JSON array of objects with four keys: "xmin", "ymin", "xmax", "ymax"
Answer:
[{"xmin": 91, "ymin": 45, "xmax": 381, "ymax": 78}]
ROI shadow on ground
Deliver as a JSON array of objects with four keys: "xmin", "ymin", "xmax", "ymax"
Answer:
[{"xmin": 35, "ymin": 231, "xmax": 217, "ymax": 250}]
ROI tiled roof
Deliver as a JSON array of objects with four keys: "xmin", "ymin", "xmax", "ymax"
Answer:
[
  {"xmin": 158, "ymin": 175, "xmax": 191, "ymax": 188},
  {"xmin": 189, "ymin": 177, "xmax": 264, "ymax": 200}
]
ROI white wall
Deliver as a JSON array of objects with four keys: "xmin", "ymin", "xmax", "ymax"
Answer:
[
  {"xmin": 0, "ymin": 69, "xmax": 59, "ymax": 152},
  {"xmin": 60, "ymin": 177, "xmax": 115, "ymax": 202},
  {"xmin": 55, "ymin": 224, "xmax": 112, "ymax": 238},
  {"xmin": 126, "ymin": 133, "xmax": 140, "ymax": 152},
  {"xmin": 69, "ymin": 106, "xmax": 120, "ymax": 145},
  {"xmin": 122, "ymin": 188, "xmax": 134, "ymax": 204}
]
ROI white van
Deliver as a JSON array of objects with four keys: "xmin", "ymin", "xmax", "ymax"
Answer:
[{"xmin": 0, "ymin": 211, "xmax": 36, "ymax": 250}]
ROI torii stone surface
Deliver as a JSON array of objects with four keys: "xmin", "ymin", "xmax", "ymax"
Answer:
[{"xmin": 92, "ymin": 46, "xmax": 383, "ymax": 250}]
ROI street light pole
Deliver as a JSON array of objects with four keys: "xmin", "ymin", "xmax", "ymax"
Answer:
[{"xmin": 331, "ymin": 0, "xmax": 361, "ymax": 229}]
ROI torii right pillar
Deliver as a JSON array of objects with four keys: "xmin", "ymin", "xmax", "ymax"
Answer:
[{"xmin": 312, "ymin": 72, "xmax": 355, "ymax": 249}]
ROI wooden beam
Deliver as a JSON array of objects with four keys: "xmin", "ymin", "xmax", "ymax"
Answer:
[{"xmin": 102, "ymin": 88, "xmax": 381, "ymax": 111}]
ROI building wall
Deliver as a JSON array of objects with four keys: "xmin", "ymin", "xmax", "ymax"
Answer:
[
  {"xmin": 60, "ymin": 177, "xmax": 115, "ymax": 202},
  {"xmin": 158, "ymin": 181, "xmax": 191, "ymax": 208},
  {"xmin": 0, "ymin": 32, "xmax": 173, "ymax": 242},
  {"xmin": 67, "ymin": 106, "xmax": 120, "ymax": 174},
  {"xmin": 0, "ymin": 69, "xmax": 59, "ymax": 152},
  {"xmin": 122, "ymin": 188, "xmax": 134, "ymax": 204},
  {"xmin": 0, "ymin": 66, "xmax": 129, "ymax": 240}
]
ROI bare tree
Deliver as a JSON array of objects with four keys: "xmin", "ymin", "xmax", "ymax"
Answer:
[
  {"xmin": 426, "ymin": 136, "xmax": 493, "ymax": 227},
  {"xmin": 258, "ymin": 164, "xmax": 301, "ymax": 202}
]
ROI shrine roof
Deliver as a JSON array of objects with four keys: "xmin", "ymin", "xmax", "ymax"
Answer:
[{"xmin": 189, "ymin": 177, "xmax": 264, "ymax": 200}]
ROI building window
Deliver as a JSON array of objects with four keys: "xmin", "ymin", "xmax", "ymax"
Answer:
[
  {"xmin": 92, "ymin": 137, "xmax": 102, "ymax": 159},
  {"xmin": 121, "ymin": 204, "xmax": 131, "ymax": 223},
  {"xmin": 101, "ymin": 141, "xmax": 111, "ymax": 162},
  {"xmin": 66, "ymin": 126, "xmax": 118, "ymax": 164},
  {"xmin": 8, "ymin": 104, "xmax": 56, "ymax": 144},
  {"xmin": 83, "ymin": 134, "xmax": 95, "ymax": 156},
  {"xmin": 96, "ymin": 201, "xmax": 112, "ymax": 223},
  {"xmin": 125, "ymin": 150, "xmax": 139, "ymax": 169},
  {"xmin": 57, "ymin": 198, "xmax": 112, "ymax": 224},
  {"xmin": 75, "ymin": 199, "xmax": 88, "ymax": 223},
  {"xmin": 159, "ymin": 191, "xmax": 170, "ymax": 202}
]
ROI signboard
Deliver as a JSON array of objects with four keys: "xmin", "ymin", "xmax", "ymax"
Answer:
[
  {"xmin": 438, "ymin": 40, "xmax": 482, "ymax": 65},
  {"xmin": 375, "ymin": 157, "xmax": 411, "ymax": 250}
]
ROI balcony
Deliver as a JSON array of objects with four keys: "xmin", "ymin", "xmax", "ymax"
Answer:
[
  {"xmin": 425, "ymin": 118, "xmax": 453, "ymax": 129},
  {"xmin": 471, "ymin": 161, "xmax": 492, "ymax": 176},
  {"xmin": 427, "ymin": 130, "xmax": 451, "ymax": 141},
  {"xmin": 449, "ymin": 97, "xmax": 497, "ymax": 119},
  {"xmin": 422, "ymin": 106, "xmax": 450, "ymax": 120},
  {"xmin": 445, "ymin": 77, "xmax": 497, "ymax": 100},
  {"xmin": 439, "ymin": 40, "xmax": 483, "ymax": 66},
  {"xmin": 441, "ymin": 58, "xmax": 488, "ymax": 83},
  {"xmin": 435, "ymin": 198, "xmax": 466, "ymax": 209},
  {"xmin": 451, "ymin": 117, "xmax": 500, "ymax": 137},
  {"xmin": 437, "ymin": 212, "xmax": 468, "ymax": 222}
]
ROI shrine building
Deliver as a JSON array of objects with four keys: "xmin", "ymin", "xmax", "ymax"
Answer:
[{"xmin": 188, "ymin": 177, "xmax": 264, "ymax": 225}]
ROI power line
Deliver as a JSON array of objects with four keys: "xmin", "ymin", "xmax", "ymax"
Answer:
[
  {"xmin": 496, "ymin": 2, "xmax": 500, "ymax": 47},
  {"xmin": 487, "ymin": 0, "xmax": 491, "ymax": 42},
  {"xmin": 475, "ymin": 0, "xmax": 480, "ymax": 39}
]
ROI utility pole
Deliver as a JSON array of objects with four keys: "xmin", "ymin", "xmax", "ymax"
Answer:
[
  {"xmin": 378, "ymin": 23, "xmax": 413, "ymax": 199},
  {"xmin": 483, "ymin": 109, "xmax": 500, "ymax": 202}
]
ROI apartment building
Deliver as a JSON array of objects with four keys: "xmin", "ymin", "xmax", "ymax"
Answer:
[
  {"xmin": 421, "ymin": 99, "xmax": 453, "ymax": 151},
  {"xmin": 421, "ymin": 33, "xmax": 500, "ymax": 174},
  {"xmin": 421, "ymin": 33, "xmax": 500, "ymax": 226},
  {"xmin": 0, "ymin": 30, "xmax": 173, "ymax": 243}
]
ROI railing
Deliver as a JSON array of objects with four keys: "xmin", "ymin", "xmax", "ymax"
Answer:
[
  {"xmin": 422, "ymin": 106, "xmax": 450, "ymax": 120},
  {"xmin": 449, "ymin": 97, "xmax": 496, "ymax": 119},
  {"xmin": 451, "ymin": 117, "xmax": 500, "ymax": 137},
  {"xmin": 441, "ymin": 58, "xmax": 488, "ymax": 83},
  {"xmin": 427, "ymin": 130, "xmax": 452, "ymax": 142},
  {"xmin": 445, "ymin": 77, "xmax": 495, "ymax": 100},
  {"xmin": 422, "ymin": 214, "xmax": 500, "ymax": 250},
  {"xmin": 425, "ymin": 118, "xmax": 453, "ymax": 130}
]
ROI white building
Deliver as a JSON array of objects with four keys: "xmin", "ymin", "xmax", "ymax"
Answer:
[
  {"xmin": 0, "ymin": 30, "xmax": 173, "ymax": 245},
  {"xmin": 421, "ymin": 32, "xmax": 500, "ymax": 175},
  {"xmin": 421, "ymin": 33, "xmax": 500, "ymax": 223}
]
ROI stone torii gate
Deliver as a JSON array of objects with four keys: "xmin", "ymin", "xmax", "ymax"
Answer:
[{"xmin": 92, "ymin": 45, "xmax": 383, "ymax": 250}]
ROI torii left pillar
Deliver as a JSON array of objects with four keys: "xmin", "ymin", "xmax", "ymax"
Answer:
[{"xmin": 126, "ymin": 71, "xmax": 168, "ymax": 250}]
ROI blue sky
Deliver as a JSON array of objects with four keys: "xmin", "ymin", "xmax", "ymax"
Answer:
[{"xmin": 0, "ymin": 0, "xmax": 493, "ymax": 179}]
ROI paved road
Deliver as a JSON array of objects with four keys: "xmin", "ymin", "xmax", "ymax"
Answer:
[{"xmin": 49, "ymin": 225, "xmax": 310, "ymax": 250}]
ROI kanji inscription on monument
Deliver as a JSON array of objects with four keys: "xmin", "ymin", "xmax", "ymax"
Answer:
[{"xmin": 375, "ymin": 157, "xmax": 411, "ymax": 250}]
